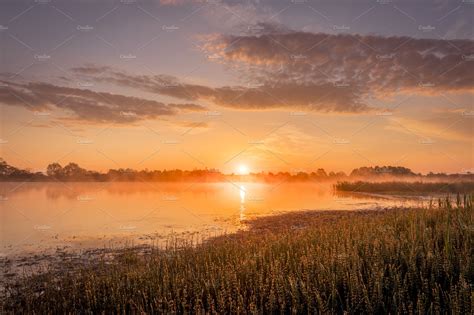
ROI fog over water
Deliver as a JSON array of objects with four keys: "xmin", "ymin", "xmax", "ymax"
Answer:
[{"xmin": 0, "ymin": 181, "xmax": 426, "ymax": 256}]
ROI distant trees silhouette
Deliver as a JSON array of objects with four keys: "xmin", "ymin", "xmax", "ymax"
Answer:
[
  {"xmin": 350, "ymin": 166, "xmax": 417, "ymax": 177},
  {"xmin": 0, "ymin": 158, "xmax": 46, "ymax": 180},
  {"xmin": 0, "ymin": 158, "xmax": 471, "ymax": 182}
]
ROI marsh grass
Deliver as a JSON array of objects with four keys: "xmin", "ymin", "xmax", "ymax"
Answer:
[
  {"xmin": 2, "ymin": 197, "xmax": 473, "ymax": 314},
  {"xmin": 335, "ymin": 181, "xmax": 474, "ymax": 195}
]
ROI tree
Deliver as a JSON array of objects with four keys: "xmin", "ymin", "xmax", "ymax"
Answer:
[
  {"xmin": 0, "ymin": 158, "xmax": 13, "ymax": 176},
  {"xmin": 315, "ymin": 168, "xmax": 328, "ymax": 178},
  {"xmin": 62, "ymin": 163, "xmax": 86, "ymax": 178},
  {"xmin": 46, "ymin": 163, "xmax": 63, "ymax": 178}
]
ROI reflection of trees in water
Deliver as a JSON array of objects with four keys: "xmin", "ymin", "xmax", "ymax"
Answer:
[
  {"xmin": 45, "ymin": 185, "xmax": 81, "ymax": 200},
  {"xmin": 0, "ymin": 182, "xmax": 229, "ymax": 200}
]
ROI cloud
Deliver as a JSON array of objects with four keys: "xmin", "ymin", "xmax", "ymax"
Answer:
[
  {"xmin": 70, "ymin": 29, "xmax": 473, "ymax": 114},
  {"xmin": 203, "ymin": 29, "xmax": 474, "ymax": 97},
  {"xmin": 0, "ymin": 80, "xmax": 206, "ymax": 124},
  {"xmin": 71, "ymin": 65, "xmax": 370, "ymax": 113}
]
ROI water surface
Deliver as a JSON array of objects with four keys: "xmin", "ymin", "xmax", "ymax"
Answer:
[{"xmin": 0, "ymin": 182, "xmax": 423, "ymax": 256}]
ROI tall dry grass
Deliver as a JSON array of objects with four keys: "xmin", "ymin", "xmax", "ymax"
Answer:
[{"xmin": 335, "ymin": 181, "xmax": 474, "ymax": 194}]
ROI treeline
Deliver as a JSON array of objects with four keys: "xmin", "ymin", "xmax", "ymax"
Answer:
[{"xmin": 0, "ymin": 158, "xmax": 473, "ymax": 182}]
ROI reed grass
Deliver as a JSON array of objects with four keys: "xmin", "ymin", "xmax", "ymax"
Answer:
[
  {"xmin": 335, "ymin": 181, "xmax": 474, "ymax": 194},
  {"xmin": 2, "ymin": 196, "xmax": 473, "ymax": 314}
]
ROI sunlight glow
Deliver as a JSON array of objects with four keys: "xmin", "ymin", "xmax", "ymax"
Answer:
[{"xmin": 237, "ymin": 164, "xmax": 250, "ymax": 175}]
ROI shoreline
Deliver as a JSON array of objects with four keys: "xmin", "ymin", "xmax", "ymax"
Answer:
[
  {"xmin": 0, "ymin": 206, "xmax": 416, "ymax": 280},
  {"xmin": 1, "ymin": 207, "xmax": 398, "ymax": 278}
]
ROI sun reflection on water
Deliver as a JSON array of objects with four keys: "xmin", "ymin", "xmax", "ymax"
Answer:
[{"xmin": 239, "ymin": 185, "xmax": 246, "ymax": 221}]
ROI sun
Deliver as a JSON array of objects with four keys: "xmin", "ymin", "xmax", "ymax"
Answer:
[{"xmin": 237, "ymin": 164, "xmax": 250, "ymax": 175}]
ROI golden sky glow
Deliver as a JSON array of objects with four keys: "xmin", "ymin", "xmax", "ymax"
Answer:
[{"xmin": 0, "ymin": 0, "xmax": 472, "ymax": 174}]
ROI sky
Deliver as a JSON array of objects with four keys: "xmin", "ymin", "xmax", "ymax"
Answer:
[{"xmin": 0, "ymin": 0, "xmax": 473, "ymax": 174}]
